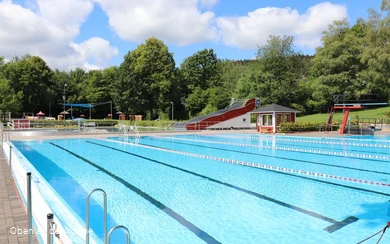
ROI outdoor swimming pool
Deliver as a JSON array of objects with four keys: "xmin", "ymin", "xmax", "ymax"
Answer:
[{"xmin": 9, "ymin": 133, "xmax": 390, "ymax": 243}]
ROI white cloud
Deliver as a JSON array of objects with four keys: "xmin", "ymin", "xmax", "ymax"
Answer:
[
  {"xmin": 216, "ymin": 2, "xmax": 347, "ymax": 49},
  {"xmin": 0, "ymin": 0, "xmax": 118, "ymax": 70},
  {"xmin": 71, "ymin": 37, "xmax": 119, "ymax": 67},
  {"xmin": 0, "ymin": 1, "xmax": 349, "ymax": 69},
  {"xmin": 36, "ymin": 0, "xmax": 93, "ymax": 35},
  {"xmin": 93, "ymin": 0, "xmax": 218, "ymax": 45},
  {"xmin": 199, "ymin": 0, "xmax": 218, "ymax": 9}
]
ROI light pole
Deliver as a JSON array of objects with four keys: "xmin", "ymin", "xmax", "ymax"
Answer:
[
  {"xmin": 170, "ymin": 101, "xmax": 174, "ymax": 122},
  {"xmin": 62, "ymin": 84, "xmax": 67, "ymax": 119}
]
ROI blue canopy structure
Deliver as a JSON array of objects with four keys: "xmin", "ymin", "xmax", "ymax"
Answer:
[
  {"xmin": 59, "ymin": 103, "xmax": 95, "ymax": 108},
  {"xmin": 59, "ymin": 101, "xmax": 112, "ymax": 119}
]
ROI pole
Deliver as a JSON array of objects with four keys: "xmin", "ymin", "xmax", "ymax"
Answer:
[
  {"xmin": 110, "ymin": 101, "xmax": 112, "ymax": 120},
  {"xmin": 63, "ymin": 84, "xmax": 67, "ymax": 120},
  {"xmin": 27, "ymin": 172, "xmax": 33, "ymax": 244},
  {"xmin": 47, "ymin": 213, "xmax": 53, "ymax": 244},
  {"xmin": 170, "ymin": 102, "xmax": 174, "ymax": 122},
  {"xmin": 8, "ymin": 146, "xmax": 12, "ymax": 181}
]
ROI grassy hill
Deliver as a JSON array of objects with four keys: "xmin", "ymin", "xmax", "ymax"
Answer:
[{"xmin": 296, "ymin": 106, "xmax": 390, "ymax": 124}]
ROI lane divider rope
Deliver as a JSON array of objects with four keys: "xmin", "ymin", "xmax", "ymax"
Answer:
[
  {"xmin": 98, "ymin": 138, "xmax": 390, "ymax": 187},
  {"xmin": 157, "ymin": 136, "xmax": 390, "ymax": 161},
  {"xmin": 210, "ymin": 135, "xmax": 390, "ymax": 148}
]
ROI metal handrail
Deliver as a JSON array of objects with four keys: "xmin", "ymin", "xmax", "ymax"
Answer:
[
  {"xmin": 86, "ymin": 188, "xmax": 107, "ymax": 244},
  {"xmin": 133, "ymin": 124, "xmax": 140, "ymax": 140},
  {"xmin": 108, "ymin": 225, "xmax": 130, "ymax": 244},
  {"xmin": 27, "ymin": 172, "xmax": 33, "ymax": 244},
  {"xmin": 121, "ymin": 124, "xmax": 140, "ymax": 142}
]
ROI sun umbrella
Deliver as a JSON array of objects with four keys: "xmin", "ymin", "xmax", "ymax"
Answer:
[
  {"xmin": 60, "ymin": 111, "xmax": 69, "ymax": 115},
  {"xmin": 36, "ymin": 111, "xmax": 45, "ymax": 116}
]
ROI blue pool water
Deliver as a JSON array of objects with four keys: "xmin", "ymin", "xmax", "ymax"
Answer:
[{"xmin": 11, "ymin": 134, "xmax": 390, "ymax": 243}]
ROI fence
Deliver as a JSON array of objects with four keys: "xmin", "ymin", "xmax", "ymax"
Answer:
[{"xmin": 5, "ymin": 120, "xmax": 118, "ymax": 132}]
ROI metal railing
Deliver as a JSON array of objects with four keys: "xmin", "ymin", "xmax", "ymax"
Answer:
[
  {"xmin": 86, "ymin": 188, "xmax": 130, "ymax": 244},
  {"xmin": 108, "ymin": 225, "xmax": 130, "ymax": 244},
  {"xmin": 3, "ymin": 120, "xmax": 118, "ymax": 132},
  {"xmin": 86, "ymin": 188, "xmax": 107, "ymax": 244}
]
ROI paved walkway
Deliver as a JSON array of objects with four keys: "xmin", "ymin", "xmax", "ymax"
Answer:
[{"xmin": 0, "ymin": 144, "xmax": 38, "ymax": 244}]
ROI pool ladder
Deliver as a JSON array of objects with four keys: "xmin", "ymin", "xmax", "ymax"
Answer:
[
  {"xmin": 122, "ymin": 124, "xmax": 140, "ymax": 143},
  {"xmin": 86, "ymin": 188, "xmax": 130, "ymax": 244}
]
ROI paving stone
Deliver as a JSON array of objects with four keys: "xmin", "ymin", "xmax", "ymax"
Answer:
[
  {"xmin": 8, "ymin": 235, "xmax": 18, "ymax": 243},
  {"xmin": 0, "ymin": 149, "xmax": 38, "ymax": 244}
]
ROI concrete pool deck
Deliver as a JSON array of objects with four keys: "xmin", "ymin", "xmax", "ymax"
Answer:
[{"xmin": 1, "ymin": 128, "xmax": 389, "ymax": 243}]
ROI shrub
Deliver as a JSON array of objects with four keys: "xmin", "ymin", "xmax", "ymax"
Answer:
[
  {"xmin": 279, "ymin": 122, "xmax": 340, "ymax": 133},
  {"xmin": 120, "ymin": 120, "xmax": 173, "ymax": 128},
  {"xmin": 28, "ymin": 119, "xmax": 118, "ymax": 128}
]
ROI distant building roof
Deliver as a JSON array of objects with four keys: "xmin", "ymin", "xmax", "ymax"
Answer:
[{"xmin": 251, "ymin": 103, "xmax": 300, "ymax": 113}]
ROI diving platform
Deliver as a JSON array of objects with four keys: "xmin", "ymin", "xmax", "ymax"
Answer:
[
  {"xmin": 333, "ymin": 103, "xmax": 387, "ymax": 108},
  {"xmin": 325, "ymin": 94, "xmax": 388, "ymax": 135}
]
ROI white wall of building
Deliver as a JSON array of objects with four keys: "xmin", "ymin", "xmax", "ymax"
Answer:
[{"xmin": 207, "ymin": 113, "xmax": 251, "ymax": 129}]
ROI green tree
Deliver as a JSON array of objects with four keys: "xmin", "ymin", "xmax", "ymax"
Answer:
[
  {"xmin": 359, "ymin": 0, "xmax": 390, "ymax": 102},
  {"xmin": 0, "ymin": 57, "xmax": 5, "ymax": 76},
  {"xmin": 255, "ymin": 35, "xmax": 304, "ymax": 107},
  {"xmin": 131, "ymin": 37, "xmax": 175, "ymax": 119},
  {"xmin": 180, "ymin": 49, "xmax": 224, "ymax": 116},
  {"xmin": 228, "ymin": 60, "xmax": 263, "ymax": 99},
  {"xmin": 70, "ymin": 68, "xmax": 88, "ymax": 103},
  {"xmin": 309, "ymin": 19, "xmax": 365, "ymax": 112},
  {"xmin": 181, "ymin": 49, "xmax": 222, "ymax": 91},
  {"xmin": 114, "ymin": 52, "xmax": 143, "ymax": 116},
  {"xmin": 114, "ymin": 37, "xmax": 175, "ymax": 119},
  {"xmin": 184, "ymin": 87, "xmax": 210, "ymax": 117},
  {"xmin": 3, "ymin": 55, "xmax": 53, "ymax": 115},
  {"xmin": 0, "ymin": 78, "xmax": 23, "ymax": 117}
]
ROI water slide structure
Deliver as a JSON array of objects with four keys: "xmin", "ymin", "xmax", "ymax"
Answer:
[{"xmin": 174, "ymin": 98, "xmax": 257, "ymax": 130}]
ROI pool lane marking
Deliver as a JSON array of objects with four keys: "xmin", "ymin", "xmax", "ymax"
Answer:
[
  {"xmin": 148, "ymin": 137, "xmax": 390, "ymax": 177},
  {"xmin": 156, "ymin": 136, "xmax": 390, "ymax": 161},
  {"xmin": 209, "ymin": 135, "xmax": 390, "ymax": 156},
  {"xmin": 86, "ymin": 140, "xmax": 358, "ymax": 233},
  {"xmin": 147, "ymin": 137, "xmax": 390, "ymax": 187},
  {"xmin": 49, "ymin": 142, "xmax": 221, "ymax": 244},
  {"xmin": 213, "ymin": 134, "xmax": 390, "ymax": 143},
  {"xmin": 101, "ymin": 138, "xmax": 390, "ymax": 193},
  {"xmin": 210, "ymin": 135, "xmax": 390, "ymax": 148}
]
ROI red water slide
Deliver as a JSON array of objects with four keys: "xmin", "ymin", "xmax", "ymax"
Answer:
[{"xmin": 185, "ymin": 98, "xmax": 256, "ymax": 130}]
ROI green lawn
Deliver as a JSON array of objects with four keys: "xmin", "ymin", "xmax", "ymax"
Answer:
[{"xmin": 296, "ymin": 106, "xmax": 390, "ymax": 124}]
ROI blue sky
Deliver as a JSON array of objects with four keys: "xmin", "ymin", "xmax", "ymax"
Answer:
[{"xmin": 0, "ymin": 0, "xmax": 383, "ymax": 70}]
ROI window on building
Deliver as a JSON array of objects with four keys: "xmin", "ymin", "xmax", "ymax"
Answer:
[
  {"xmin": 262, "ymin": 114, "xmax": 273, "ymax": 126},
  {"xmin": 284, "ymin": 114, "xmax": 291, "ymax": 123}
]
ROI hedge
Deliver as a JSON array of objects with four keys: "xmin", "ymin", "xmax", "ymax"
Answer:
[
  {"xmin": 119, "ymin": 120, "xmax": 174, "ymax": 128},
  {"xmin": 26, "ymin": 119, "xmax": 118, "ymax": 128},
  {"xmin": 279, "ymin": 122, "xmax": 340, "ymax": 132}
]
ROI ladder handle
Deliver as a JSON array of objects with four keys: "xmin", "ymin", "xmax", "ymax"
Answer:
[
  {"xmin": 108, "ymin": 225, "xmax": 130, "ymax": 244},
  {"xmin": 86, "ymin": 188, "xmax": 107, "ymax": 244}
]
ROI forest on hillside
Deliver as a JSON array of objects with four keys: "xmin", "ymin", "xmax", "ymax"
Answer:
[{"xmin": 1, "ymin": 1, "xmax": 390, "ymax": 120}]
